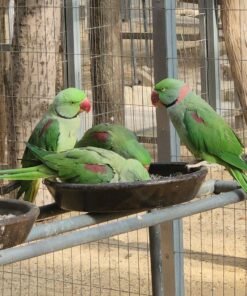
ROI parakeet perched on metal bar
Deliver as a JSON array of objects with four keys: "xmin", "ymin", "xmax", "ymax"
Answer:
[{"xmin": 151, "ymin": 78, "xmax": 247, "ymax": 192}]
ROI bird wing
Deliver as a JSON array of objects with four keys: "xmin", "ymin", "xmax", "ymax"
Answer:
[
  {"xmin": 76, "ymin": 128, "xmax": 111, "ymax": 149},
  {"xmin": 27, "ymin": 145, "xmax": 116, "ymax": 184},
  {"xmin": 50, "ymin": 148, "xmax": 115, "ymax": 183},
  {"xmin": 183, "ymin": 106, "xmax": 247, "ymax": 171},
  {"xmin": 22, "ymin": 118, "xmax": 60, "ymax": 167},
  {"xmin": 77, "ymin": 124, "xmax": 151, "ymax": 166}
]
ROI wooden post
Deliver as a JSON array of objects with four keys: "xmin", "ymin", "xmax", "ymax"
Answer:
[
  {"xmin": 0, "ymin": 0, "xmax": 8, "ymax": 163},
  {"xmin": 5, "ymin": 0, "xmax": 61, "ymax": 167},
  {"xmin": 221, "ymin": 0, "xmax": 247, "ymax": 124},
  {"xmin": 89, "ymin": 0, "xmax": 124, "ymax": 125}
]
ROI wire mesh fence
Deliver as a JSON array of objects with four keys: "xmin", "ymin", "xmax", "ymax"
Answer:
[
  {"xmin": 0, "ymin": 0, "xmax": 246, "ymax": 295},
  {"xmin": 177, "ymin": 1, "xmax": 247, "ymax": 295}
]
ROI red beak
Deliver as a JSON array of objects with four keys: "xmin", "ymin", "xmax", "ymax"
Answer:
[
  {"xmin": 151, "ymin": 90, "xmax": 160, "ymax": 107},
  {"xmin": 80, "ymin": 98, "xmax": 91, "ymax": 113}
]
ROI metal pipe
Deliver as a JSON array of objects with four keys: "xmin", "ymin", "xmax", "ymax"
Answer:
[
  {"xmin": 27, "ymin": 212, "xmax": 130, "ymax": 242},
  {"xmin": 149, "ymin": 213, "xmax": 164, "ymax": 296},
  {"xmin": 0, "ymin": 189, "xmax": 245, "ymax": 265},
  {"xmin": 152, "ymin": 0, "xmax": 181, "ymax": 293},
  {"xmin": 193, "ymin": 179, "xmax": 240, "ymax": 197},
  {"xmin": 28, "ymin": 180, "xmax": 216, "ymax": 242},
  {"xmin": 205, "ymin": 0, "xmax": 221, "ymax": 112},
  {"xmin": 64, "ymin": 0, "xmax": 82, "ymax": 88},
  {"xmin": 214, "ymin": 180, "xmax": 240, "ymax": 194}
]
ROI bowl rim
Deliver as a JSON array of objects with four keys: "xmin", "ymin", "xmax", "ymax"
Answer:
[{"xmin": 0, "ymin": 199, "xmax": 40, "ymax": 226}]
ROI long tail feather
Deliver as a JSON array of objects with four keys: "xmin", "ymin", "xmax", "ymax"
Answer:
[
  {"xmin": 229, "ymin": 168, "xmax": 247, "ymax": 192},
  {"xmin": 0, "ymin": 165, "xmax": 43, "ymax": 175},
  {"xmin": 16, "ymin": 180, "xmax": 41, "ymax": 203},
  {"xmin": 24, "ymin": 180, "xmax": 41, "ymax": 202},
  {"xmin": 0, "ymin": 171, "xmax": 50, "ymax": 180},
  {"xmin": 0, "ymin": 165, "xmax": 54, "ymax": 181},
  {"xmin": 0, "ymin": 162, "xmax": 55, "ymax": 202}
]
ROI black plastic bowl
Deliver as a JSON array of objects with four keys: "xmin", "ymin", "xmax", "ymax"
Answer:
[
  {"xmin": 0, "ymin": 199, "xmax": 40, "ymax": 249},
  {"xmin": 44, "ymin": 163, "xmax": 208, "ymax": 213}
]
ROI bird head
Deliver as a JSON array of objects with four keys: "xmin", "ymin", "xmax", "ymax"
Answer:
[
  {"xmin": 121, "ymin": 159, "xmax": 151, "ymax": 182},
  {"xmin": 151, "ymin": 78, "xmax": 189, "ymax": 108},
  {"xmin": 53, "ymin": 88, "xmax": 91, "ymax": 119},
  {"xmin": 125, "ymin": 141, "xmax": 152, "ymax": 168}
]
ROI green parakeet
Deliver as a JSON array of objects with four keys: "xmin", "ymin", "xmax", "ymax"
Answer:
[
  {"xmin": 0, "ymin": 144, "xmax": 150, "ymax": 184},
  {"xmin": 76, "ymin": 123, "xmax": 152, "ymax": 168},
  {"xmin": 151, "ymin": 77, "xmax": 247, "ymax": 192},
  {"xmin": 9, "ymin": 88, "xmax": 91, "ymax": 202}
]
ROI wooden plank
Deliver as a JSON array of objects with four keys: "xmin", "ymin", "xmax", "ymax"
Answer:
[{"xmin": 121, "ymin": 32, "xmax": 200, "ymax": 41}]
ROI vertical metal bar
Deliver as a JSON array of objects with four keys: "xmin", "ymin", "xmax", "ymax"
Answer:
[
  {"xmin": 152, "ymin": 0, "xmax": 179, "ymax": 162},
  {"xmin": 149, "ymin": 211, "xmax": 164, "ymax": 296},
  {"xmin": 198, "ymin": 0, "xmax": 208, "ymax": 100},
  {"xmin": 205, "ymin": 0, "xmax": 220, "ymax": 111},
  {"xmin": 121, "ymin": 0, "xmax": 129, "ymax": 22},
  {"xmin": 64, "ymin": 0, "xmax": 82, "ymax": 88},
  {"xmin": 128, "ymin": 0, "xmax": 138, "ymax": 85},
  {"xmin": 64, "ymin": 0, "xmax": 85, "ymax": 138},
  {"xmin": 151, "ymin": 1, "xmax": 184, "ymax": 296},
  {"xmin": 8, "ymin": 0, "xmax": 14, "ymax": 43},
  {"xmin": 160, "ymin": 220, "xmax": 184, "ymax": 296},
  {"xmin": 142, "ymin": 0, "xmax": 150, "ymax": 67}
]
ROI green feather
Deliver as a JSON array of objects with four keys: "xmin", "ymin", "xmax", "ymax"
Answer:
[
  {"xmin": 76, "ymin": 123, "xmax": 152, "ymax": 166},
  {"xmin": 26, "ymin": 144, "xmax": 151, "ymax": 184},
  {"xmin": 229, "ymin": 168, "xmax": 247, "ymax": 192},
  {"xmin": 16, "ymin": 181, "xmax": 40, "ymax": 203},
  {"xmin": 0, "ymin": 143, "xmax": 151, "ymax": 185},
  {"xmin": 0, "ymin": 165, "xmax": 55, "ymax": 180}
]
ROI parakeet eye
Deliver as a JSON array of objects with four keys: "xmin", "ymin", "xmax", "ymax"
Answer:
[{"xmin": 161, "ymin": 88, "xmax": 166, "ymax": 92}]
